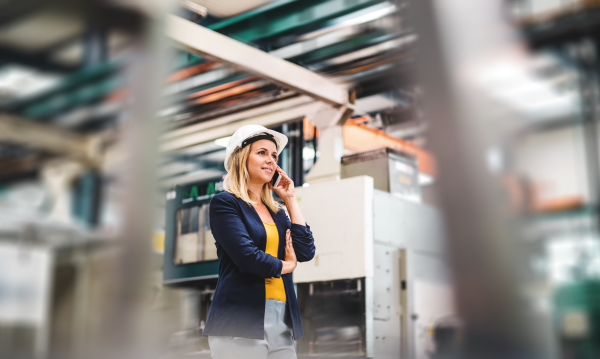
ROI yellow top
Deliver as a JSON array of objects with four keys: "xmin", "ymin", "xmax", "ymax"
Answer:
[{"xmin": 263, "ymin": 221, "xmax": 286, "ymax": 302}]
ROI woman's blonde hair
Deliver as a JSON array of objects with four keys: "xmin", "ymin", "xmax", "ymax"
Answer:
[{"xmin": 223, "ymin": 144, "xmax": 282, "ymax": 213}]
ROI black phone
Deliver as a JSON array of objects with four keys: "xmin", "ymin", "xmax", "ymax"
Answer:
[{"xmin": 271, "ymin": 170, "xmax": 281, "ymax": 188}]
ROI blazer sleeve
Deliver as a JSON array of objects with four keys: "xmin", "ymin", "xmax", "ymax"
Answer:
[
  {"xmin": 285, "ymin": 212, "xmax": 316, "ymax": 262},
  {"xmin": 209, "ymin": 194, "xmax": 283, "ymax": 278}
]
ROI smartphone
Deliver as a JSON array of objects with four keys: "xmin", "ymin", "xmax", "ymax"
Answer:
[{"xmin": 271, "ymin": 170, "xmax": 281, "ymax": 188}]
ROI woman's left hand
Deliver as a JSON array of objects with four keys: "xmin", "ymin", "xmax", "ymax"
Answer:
[{"xmin": 268, "ymin": 165, "xmax": 295, "ymax": 201}]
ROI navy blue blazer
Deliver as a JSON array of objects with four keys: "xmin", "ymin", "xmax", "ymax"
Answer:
[{"xmin": 202, "ymin": 191, "xmax": 315, "ymax": 340}]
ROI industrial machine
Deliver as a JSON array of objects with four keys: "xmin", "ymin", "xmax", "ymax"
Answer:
[
  {"xmin": 341, "ymin": 148, "xmax": 421, "ymax": 202},
  {"xmin": 293, "ymin": 175, "xmax": 454, "ymax": 359},
  {"xmin": 554, "ymin": 280, "xmax": 600, "ymax": 358},
  {"xmin": 162, "ymin": 177, "xmax": 225, "ymax": 287},
  {"xmin": 160, "ymin": 164, "xmax": 453, "ymax": 358}
]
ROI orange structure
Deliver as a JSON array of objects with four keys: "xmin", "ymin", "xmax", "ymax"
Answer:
[
  {"xmin": 342, "ymin": 116, "xmax": 437, "ymax": 175},
  {"xmin": 165, "ymin": 61, "xmax": 220, "ymax": 83}
]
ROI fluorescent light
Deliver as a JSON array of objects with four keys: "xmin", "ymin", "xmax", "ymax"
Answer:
[
  {"xmin": 0, "ymin": 64, "xmax": 59, "ymax": 100},
  {"xmin": 486, "ymin": 147, "xmax": 504, "ymax": 174},
  {"xmin": 479, "ymin": 55, "xmax": 578, "ymax": 120},
  {"xmin": 303, "ymin": 147, "xmax": 316, "ymax": 160},
  {"xmin": 418, "ymin": 172, "xmax": 434, "ymax": 186}
]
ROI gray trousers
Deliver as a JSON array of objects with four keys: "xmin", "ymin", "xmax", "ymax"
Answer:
[{"xmin": 208, "ymin": 299, "xmax": 297, "ymax": 359}]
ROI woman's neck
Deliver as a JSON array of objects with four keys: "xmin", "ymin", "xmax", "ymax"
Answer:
[{"xmin": 247, "ymin": 182, "xmax": 263, "ymax": 204}]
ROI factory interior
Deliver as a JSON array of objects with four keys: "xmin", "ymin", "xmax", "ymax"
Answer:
[{"xmin": 1, "ymin": 0, "xmax": 600, "ymax": 358}]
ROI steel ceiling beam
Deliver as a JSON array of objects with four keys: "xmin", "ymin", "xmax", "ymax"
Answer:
[
  {"xmin": 0, "ymin": 114, "xmax": 95, "ymax": 163},
  {"xmin": 166, "ymin": 14, "xmax": 350, "ymax": 108},
  {"xmin": 161, "ymin": 97, "xmax": 322, "ymax": 152},
  {"xmin": 164, "ymin": 95, "xmax": 313, "ymax": 141}
]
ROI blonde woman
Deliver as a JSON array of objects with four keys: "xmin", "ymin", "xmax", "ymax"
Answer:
[{"xmin": 203, "ymin": 125, "xmax": 316, "ymax": 359}]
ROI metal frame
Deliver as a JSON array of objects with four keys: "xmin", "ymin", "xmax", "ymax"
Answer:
[
  {"xmin": 166, "ymin": 14, "xmax": 349, "ymax": 108},
  {"xmin": 163, "ymin": 14, "xmax": 355, "ymax": 171}
]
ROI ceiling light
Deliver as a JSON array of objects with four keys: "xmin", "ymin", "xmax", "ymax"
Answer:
[
  {"xmin": 303, "ymin": 147, "xmax": 315, "ymax": 160},
  {"xmin": 0, "ymin": 64, "xmax": 59, "ymax": 101},
  {"xmin": 418, "ymin": 173, "xmax": 434, "ymax": 186}
]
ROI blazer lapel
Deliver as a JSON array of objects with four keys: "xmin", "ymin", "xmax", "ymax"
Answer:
[{"xmin": 239, "ymin": 196, "xmax": 267, "ymax": 250}]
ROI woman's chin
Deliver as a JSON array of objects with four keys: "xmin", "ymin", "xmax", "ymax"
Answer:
[
  {"xmin": 259, "ymin": 177, "xmax": 270, "ymax": 185},
  {"xmin": 250, "ymin": 171, "xmax": 271, "ymax": 184}
]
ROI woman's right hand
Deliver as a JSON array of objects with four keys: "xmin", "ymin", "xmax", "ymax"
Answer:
[
  {"xmin": 285, "ymin": 229, "xmax": 296, "ymax": 264},
  {"xmin": 281, "ymin": 229, "xmax": 297, "ymax": 274}
]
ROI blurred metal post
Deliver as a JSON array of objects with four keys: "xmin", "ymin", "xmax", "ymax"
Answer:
[
  {"xmin": 574, "ymin": 40, "xmax": 600, "ymax": 229},
  {"xmin": 409, "ymin": 0, "xmax": 547, "ymax": 357},
  {"xmin": 86, "ymin": 5, "xmax": 172, "ymax": 359},
  {"xmin": 0, "ymin": 114, "xmax": 94, "ymax": 163}
]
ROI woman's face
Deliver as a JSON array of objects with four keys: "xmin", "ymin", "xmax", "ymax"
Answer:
[{"xmin": 247, "ymin": 139, "xmax": 278, "ymax": 184}]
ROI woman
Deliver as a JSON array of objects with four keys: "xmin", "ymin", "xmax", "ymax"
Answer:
[{"xmin": 204, "ymin": 124, "xmax": 316, "ymax": 359}]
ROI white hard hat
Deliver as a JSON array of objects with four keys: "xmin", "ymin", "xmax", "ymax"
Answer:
[{"xmin": 224, "ymin": 125, "xmax": 288, "ymax": 172}]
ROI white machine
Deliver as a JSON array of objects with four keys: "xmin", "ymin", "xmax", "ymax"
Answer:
[{"xmin": 293, "ymin": 176, "xmax": 456, "ymax": 359}]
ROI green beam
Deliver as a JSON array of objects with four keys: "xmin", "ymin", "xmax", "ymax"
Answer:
[
  {"xmin": 208, "ymin": 0, "xmax": 386, "ymax": 44},
  {"xmin": 3, "ymin": 61, "xmax": 121, "ymax": 113},
  {"xmin": 23, "ymin": 76, "xmax": 124, "ymax": 119},
  {"xmin": 172, "ymin": 0, "xmax": 386, "ymax": 68},
  {"xmin": 208, "ymin": 0, "xmax": 299, "ymax": 31}
]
